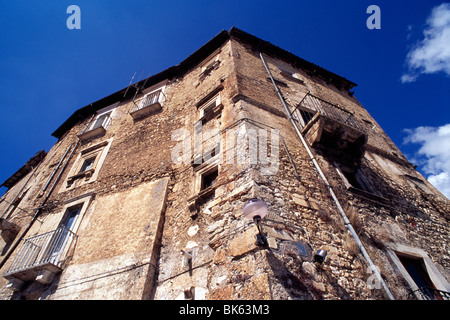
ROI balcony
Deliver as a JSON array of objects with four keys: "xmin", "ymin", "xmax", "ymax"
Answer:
[
  {"xmin": 130, "ymin": 89, "xmax": 165, "ymax": 120},
  {"xmin": 409, "ymin": 287, "xmax": 450, "ymax": 300},
  {"xmin": 4, "ymin": 226, "xmax": 77, "ymax": 289},
  {"xmin": 293, "ymin": 93, "xmax": 367, "ymax": 158},
  {"xmin": 77, "ymin": 113, "xmax": 111, "ymax": 141}
]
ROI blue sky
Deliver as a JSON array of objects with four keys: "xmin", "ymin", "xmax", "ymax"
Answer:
[{"xmin": 0, "ymin": 0, "xmax": 449, "ymax": 198}]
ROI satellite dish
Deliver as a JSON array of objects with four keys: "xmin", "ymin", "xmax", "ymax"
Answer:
[{"xmin": 243, "ymin": 199, "xmax": 268, "ymax": 222}]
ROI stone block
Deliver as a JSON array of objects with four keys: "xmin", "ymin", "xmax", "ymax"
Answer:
[
  {"xmin": 265, "ymin": 226, "xmax": 293, "ymax": 241},
  {"xmin": 238, "ymin": 273, "xmax": 271, "ymax": 300},
  {"xmin": 227, "ymin": 227, "xmax": 258, "ymax": 258},
  {"xmin": 207, "ymin": 285, "xmax": 233, "ymax": 300},
  {"xmin": 267, "ymin": 237, "xmax": 278, "ymax": 250}
]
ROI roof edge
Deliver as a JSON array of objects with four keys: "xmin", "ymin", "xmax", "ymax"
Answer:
[
  {"xmin": 1, "ymin": 150, "xmax": 47, "ymax": 189},
  {"xmin": 228, "ymin": 27, "xmax": 357, "ymax": 90},
  {"xmin": 52, "ymin": 27, "xmax": 356, "ymax": 139}
]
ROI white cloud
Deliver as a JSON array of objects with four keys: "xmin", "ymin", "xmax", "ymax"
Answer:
[
  {"xmin": 401, "ymin": 3, "xmax": 450, "ymax": 83},
  {"xmin": 404, "ymin": 123, "xmax": 450, "ymax": 198},
  {"xmin": 428, "ymin": 172, "xmax": 450, "ymax": 198}
]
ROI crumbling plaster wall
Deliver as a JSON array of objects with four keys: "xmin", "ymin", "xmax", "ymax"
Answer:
[{"xmin": 1, "ymin": 34, "xmax": 448, "ymax": 300}]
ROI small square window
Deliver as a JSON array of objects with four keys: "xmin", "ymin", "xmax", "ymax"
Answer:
[
  {"xmin": 62, "ymin": 139, "xmax": 112, "ymax": 192},
  {"xmin": 79, "ymin": 157, "xmax": 96, "ymax": 173},
  {"xmin": 334, "ymin": 162, "xmax": 386, "ymax": 201},
  {"xmin": 341, "ymin": 169, "xmax": 370, "ymax": 192},
  {"xmin": 201, "ymin": 168, "xmax": 218, "ymax": 190},
  {"xmin": 198, "ymin": 93, "xmax": 222, "ymax": 121},
  {"xmin": 199, "ymin": 52, "xmax": 221, "ymax": 80},
  {"xmin": 298, "ymin": 108, "xmax": 316, "ymax": 127}
]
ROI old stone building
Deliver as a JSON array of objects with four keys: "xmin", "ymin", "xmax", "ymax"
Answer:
[{"xmin": 0, "ymin": 27, "xmax": 449, "ymax": 300}]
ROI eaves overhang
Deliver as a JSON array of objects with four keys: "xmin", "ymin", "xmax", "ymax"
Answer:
[
  {"xmin": 228, "ymin": 27, "xmax": 357, "ymax": 92},
  {"xmin": 1, "ymin": 150, "xmax": 47, "ymax": 189},
  {"xmin": 52, "ymin": 27, "xmax": 356, "ymax": 140},
  {"xmin": 51, "ymin": 30, "xmax": 229, "ymax": 139}
]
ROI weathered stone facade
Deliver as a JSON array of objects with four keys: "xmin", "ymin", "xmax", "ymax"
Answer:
[{"xmin": 0, "ymin": 28, "xmax": 448, "ymax": 300}]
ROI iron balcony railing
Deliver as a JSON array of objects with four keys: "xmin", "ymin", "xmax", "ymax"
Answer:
[
  {"xmin": 6, "ymin": 226, "xmax": 77, "ymax": 275},
  {"xmin": 132, "ymin": 89, "xmax": 166, "ymax": 112},
  {"xmin": 294, "ymin": 93, "xmax": 366, "ymax": 133},
  {"xmin": 80, "ymin": 113, "xmax": 112, "ymax": 135},
  {"xmin": 410, "ymin": 287, "xmax": 450, "ymax": 300}
]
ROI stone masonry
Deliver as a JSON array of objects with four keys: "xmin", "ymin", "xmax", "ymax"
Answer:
[{"xmin": 0, "ymin": 27, "xmax": 448, "ymax": 300}]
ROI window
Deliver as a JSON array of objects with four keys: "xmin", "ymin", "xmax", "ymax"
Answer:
[
  {"xmin": 397, "ymin": 255, "xmax": 437, "ymax": 298},
  {"xmin": 187, "ymin": 160, "xmax": 220, "ymax": 215},
  {"xmin": 297, "ymin": 107, "xmax": 316, "ymax": 127},
  {"xmin": 192, "ymin": 88, "xmax": 222, "ymax": 165},
  {"xmin": 130, "ymin": 84, "xmax": 166, "ymax": 120},
  {"xmin": 341, "ymin": 168, "xmax": 371, "ymax": 192},
  {"xmin": 62, "ymin": 139, "xmax": 113, "ymax": 191},
  {"xmin": 386, "ymin": 244, "xmax": 450, "ymax": 300},
  {"xmin": 336, "ymin": 164, "xmax": 369, "ymax": 191},
  {"xmin": 46, "ymin": 204, "xmax": 81, "ymax": 265},
  {"xmin": 199, "ymin": 51, "xmax": 221, "ymax": 80},
  {"xmin": 198, "ymin": 92, "xmax": 222, "ymax": 124},
  {"xmin": 79, "ymin": 157, "xmax": 96, "ymax": 173},
  {"xmin": 78, "ymin": 103, "xmax": 118, "ymax": 141},
  {"xmin": 334, "ymin": 162, "xmax": 385, "ymax": 200},
  {"xmin": 5, "ymin": 194, "xmax": 92, "ymax": 287},
  {"xmin": 91, "ymin": 112, "xmax": 111, "ymax": 130},
  {"xmin": 194, "ymin": 161, "xmax": 219, "ymax": 195},
  {"xmin": 276, "ymin": 65, "xmax": 305, "ymax": 84},
  {"xmin": 201, "ymin": 166, "xmax": 218, "ymax": 190}
]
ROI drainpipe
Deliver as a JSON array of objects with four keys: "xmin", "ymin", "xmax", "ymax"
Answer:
[
  {"xmin": 0, "ymin": 143, "xmax": 78, "ymax": 271},
  {"xmin": 41, "ymin": 144, "xmax": 72, "ymax": 193},
  {"xmin": 259, "ymin": 51, "xmax": 395, "ymax": 300}
]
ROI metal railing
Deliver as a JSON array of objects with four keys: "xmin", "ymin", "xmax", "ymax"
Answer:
[
  {"xmin": 410, "ymin": 287, "xmax": 450, "ymax": 300},
  {"xmin": 132, "ymin": 89, "xmax": 165, "ymax": 112},
  {"xmin": 6, "ymin": 226, "xmax": 77, "ymax": 275},
  {"xmin": 80, "ymin": 113, "xmax": 112, "ymax": 135},
  {"xmin": 295, "ymin": 93, "xmax": 366, "ymax": 133}
]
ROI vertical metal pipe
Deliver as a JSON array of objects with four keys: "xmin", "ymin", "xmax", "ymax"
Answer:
[
  {"xmin": 42, "ymin": 144, "xmax": 72, "ymax": 192},
  {"xmin": 0, "ymin": 142, "xmax": 79, "ymax": 271},
  {"xmin": 259, "ymin": 51, "xmax": 395, "ymax": 300}
]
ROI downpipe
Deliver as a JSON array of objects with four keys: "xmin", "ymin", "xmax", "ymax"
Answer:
[
  {"xmin": 259, "ymin": 51, "xmax": 395, "ymax": 300},
  {"xmin": 0, "ymin": 142, "xmax": 78, "ymax": 271}
]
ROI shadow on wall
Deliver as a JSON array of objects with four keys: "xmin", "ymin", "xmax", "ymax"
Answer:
[{"xmin": 265, "ymin": 247, "xmax": 353, "ymax": 300}]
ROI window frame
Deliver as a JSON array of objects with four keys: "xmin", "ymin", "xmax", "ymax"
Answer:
[
  {"xmin": 334, "ymin": 161, "xmax": 386, "ymax": 201},
  {"xmin": 199, "ymin": 49, "xmax": 221, "ymax": 79},
  {"xmin": 59, "ymin": 193, "xmax": 92, "ymax": 234},
  {"xmin": 198, "ymin": 92, "xmax": 222, "ymax": 122},
  {"xmin": 385, "ymin": 243, "xmax": 450, "ymax": 299},
  {"xmin": 89, "ymin": 103, "xmax": 118, "ymax": 131},
  {"xmin": 136, "ymin": 84, "xmax": 166, "ymax": 110},
  {"xmin": 45, "ymin": 194, "xmax": 92, "ymax": 264},
  {"xmin": 61, "ymin": 138, "xmax": 113, "ymax": 191},
  {"xmin": 194, "ymin": 159, "xmax": 219, "ymax": 195}
]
